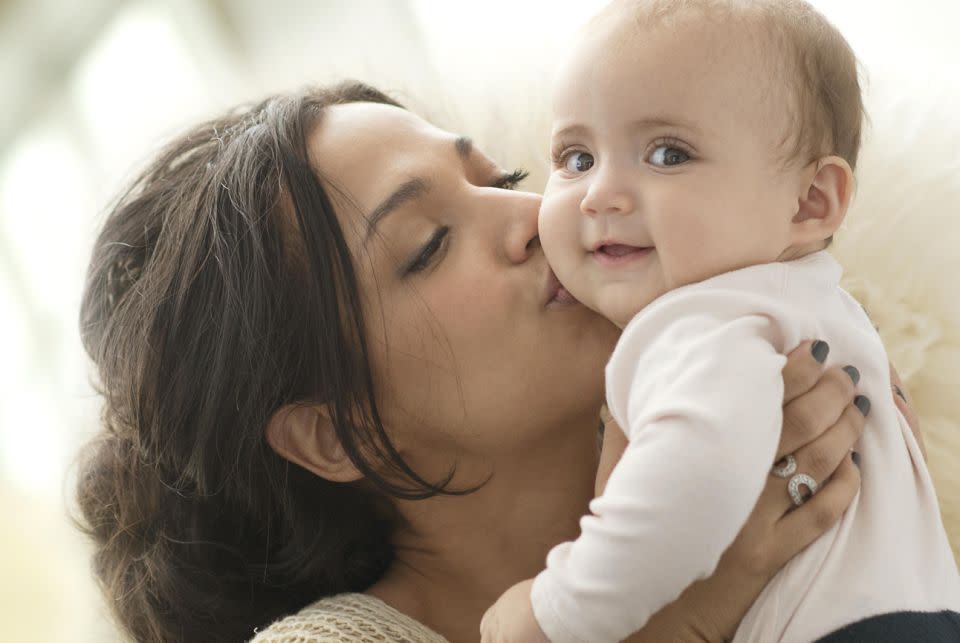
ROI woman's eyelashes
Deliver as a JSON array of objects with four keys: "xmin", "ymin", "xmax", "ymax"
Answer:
[
  {"xmin": 404, "ymin": 226, "xmax": 450, "ymax": 275},
  {"xmin": 400, "ymin": 168, "xmax": 525, "ymax": 277},
  {"xmin": 492, "ymin": 168, "xmax": 529, "ymax": 190}
]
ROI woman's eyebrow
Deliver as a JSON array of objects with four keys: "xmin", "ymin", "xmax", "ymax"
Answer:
[
  {"xmin": 365, "ymin": 177, "xmax": 431, "ymax": 242},
  {"xmin": 455, "ymin": 135, "xmax": 473, "ymax": 160}
]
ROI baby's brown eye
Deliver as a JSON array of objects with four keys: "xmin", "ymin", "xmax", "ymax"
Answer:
[
  {"xmin": 564, "ymin": 151, "xmax": 595, "ymax": 173},
  {"xmin": 649, "ymin": 145, "xmax": 690, "ymax": 167}
]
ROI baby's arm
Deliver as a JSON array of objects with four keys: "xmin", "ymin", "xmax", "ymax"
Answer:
[
  {"xmin": 596, "ymin": 406, "xmax": 627, "ymax": 497},
  {"xmin": 531, "ymin": 299, "xmax": 793, "ymax": 643}
]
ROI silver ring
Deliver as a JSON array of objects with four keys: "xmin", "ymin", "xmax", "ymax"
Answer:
[
  {"xmin": 771, "ymin": 454, "xmax": 797, "ymax": 478},
  {"xmin": 788, "ymin": 473, "xmax": 819, "ymax": 506}
]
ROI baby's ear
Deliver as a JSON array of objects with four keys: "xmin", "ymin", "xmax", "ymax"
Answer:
[
  {"xmin": 790, "ymin": 155, "xmax": 854, "ymax": 244},
  {"xmin": 265, "ymin": 403, "xmax": 363, "ymax": 483}
]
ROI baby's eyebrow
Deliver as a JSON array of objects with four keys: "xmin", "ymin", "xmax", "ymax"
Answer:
[
  {"xmin": 629, "ymin": 117, "xmax": 702, "ymax": 135},
  {"xmin": 552, "ymin": 124, "xmax": 590, "ymax": 140}
]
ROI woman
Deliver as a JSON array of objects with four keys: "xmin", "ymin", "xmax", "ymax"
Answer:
[{"xmin": 75, "ymin": 82, "xmax": 914, "ymax": 642}]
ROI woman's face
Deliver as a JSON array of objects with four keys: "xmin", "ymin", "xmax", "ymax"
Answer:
[{"xmin": 309, "ymin": 102, "xmax": 619, "ymax": 482}]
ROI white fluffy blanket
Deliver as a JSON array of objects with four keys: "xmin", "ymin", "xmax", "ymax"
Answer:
[{"xmin": 832, "ymin": 78, "xmax": 960, "ymax": 562}]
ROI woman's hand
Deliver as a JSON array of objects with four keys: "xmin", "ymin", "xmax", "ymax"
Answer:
[
  {"xmin": 657, "ymin": 341, "xmax": 865, "ymax": 642},
  {"xmin": 605, "ymin": 340, "xmax": 911, "ymax": 643},
  {"xmin": 479, "ymin": 579, "xmax": 549, "ymax": 643},
  {"xmin": 890, "ymin": 362, "xmax": 925, "ymax": 460}
]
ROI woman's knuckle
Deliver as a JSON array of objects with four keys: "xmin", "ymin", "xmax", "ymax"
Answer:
[
  {"xmin": 742, "ymin": 544, "xmax": 774, "ymax": 576},
  {"xmin": 781, "ymin": 414, "xmax": 802, "ymax": 443},
  {"xmin": 829, "ymin": 368, "xmax": 856, "ymax": 399},
  {"xmin": 790, "ymin": 373, "xmax": 817, "ymax": 400},
  {"xmin": 783, "ymin": 402, "xmax": 811, "ymax": 439},
  {"xmin": 812, "ymin": 502, "xmax": 838, "ymax": 530},
  {"xmin": 785, "ymin": 353, "xmax": 811, "ymax": 377},
  {"xmin": 788, "ymin": 405, "xmax": 818, "ymax": 441},
  {"xmin": 833, "ymin": 407, "xmax": 864, "ymax": 449},
  {"xmin": 804, "ymin": 446, "xmax": 831, "ymax": 477},
  {"xmin": 851, "ymin": 465, "xmax": 863, "ymax": 487},
  {"xmin": 845, "ymin": 404, "xmax": 866, "ymax": 437}
]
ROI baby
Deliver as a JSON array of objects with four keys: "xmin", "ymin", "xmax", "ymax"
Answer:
[{"xmin": 481, "ymin": 1, "xmax": 960, "ymax": 641}]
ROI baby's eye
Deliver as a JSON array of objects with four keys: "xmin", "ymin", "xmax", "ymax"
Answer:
[
  {"xmin": 648, "ymin": 145, "xmax": 690, "ymax": 167},
  {"xmin": 564, "ymin": 151, "xmax": 595, "ymax": 173}
]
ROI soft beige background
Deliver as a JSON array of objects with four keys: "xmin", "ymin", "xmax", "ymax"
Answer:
[{"xmin": 1, "ymin": 1, "xmax": 957, "ymax": 641}]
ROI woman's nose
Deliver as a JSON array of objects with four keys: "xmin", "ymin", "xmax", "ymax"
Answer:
[
  {"xmin": 580, "ymin": 167, "xmax": 636, "ymax": 217},
  {"xmin": 503, "ymin": 191, "xmax": 542, "ymax": 264}
]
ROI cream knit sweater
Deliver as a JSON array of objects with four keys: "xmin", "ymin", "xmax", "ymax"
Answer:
[{"xmin": 250, "ymin": 593, "xmax": 450, "ymax": 642}]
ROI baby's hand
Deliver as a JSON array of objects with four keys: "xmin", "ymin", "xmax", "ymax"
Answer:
[{"xmin": 480, "ymin": 579, "xmax": 550, "ymax": 643}]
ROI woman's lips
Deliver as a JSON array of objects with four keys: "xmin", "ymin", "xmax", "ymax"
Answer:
[
  {"xmin": 545, "ymin": 269, "xmax": 580, "ymax": 306},
  {"xmin": 592, "ymin": 244, "xmax": 654, "ymax": 266},
  {"xmin": 553, "ymin": 284, "xmax": 578, "ymax": 304}
]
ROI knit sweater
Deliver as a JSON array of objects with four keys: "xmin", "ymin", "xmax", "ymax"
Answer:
[{"xmin": 250, "ymin": 593, "xmax": 449, "ymax": 642}]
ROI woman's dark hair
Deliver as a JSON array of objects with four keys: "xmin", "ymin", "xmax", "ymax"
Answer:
[{"xmin": 74, "ymin": 81, "xmax": 454, "ymax": 642}]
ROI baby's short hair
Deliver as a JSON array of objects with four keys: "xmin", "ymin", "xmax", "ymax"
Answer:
[{"xmin": 596, "ymin": 0, "xmax": 865, "ymax": 170}]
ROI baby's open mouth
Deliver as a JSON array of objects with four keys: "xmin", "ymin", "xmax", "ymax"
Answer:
[{"xmin": 593, "ymin": 244, "xmax": 654, "ymax": 265}]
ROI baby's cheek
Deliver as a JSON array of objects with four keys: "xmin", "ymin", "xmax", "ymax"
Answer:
[
  {"xmin": 655, "ymin": 211, "xmax": 711, "ymax": 284},
  {"xmin": 538, "ymin": 195, "xmax": 578, "ymax": 260}
]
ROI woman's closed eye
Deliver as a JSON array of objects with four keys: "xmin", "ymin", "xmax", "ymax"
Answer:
[
  {"xmin": 404, "ymin": 226, "xmax": 450, "ymax": 275},
  {"xmin": 402, "ymin": 168, "xmax": 526, "ymax": 276}
]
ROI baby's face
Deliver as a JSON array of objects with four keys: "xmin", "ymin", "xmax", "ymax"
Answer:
[{"xmin": 540, "ymin": 15, "xmax": 805, "ymax": 326}]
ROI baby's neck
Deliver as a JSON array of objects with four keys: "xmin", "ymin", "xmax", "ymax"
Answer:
[{"xmin": 777, "ymin": 240, "xmax": 830, "ymax": 263}]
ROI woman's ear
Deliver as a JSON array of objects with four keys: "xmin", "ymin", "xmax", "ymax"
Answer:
[
  {"xmin": 265, "ymin": 403, "xmax": 363, "ymax": 483},
  {"xmin": 790, "ymin": 155, "xmax": 855, "ymax": 245}
]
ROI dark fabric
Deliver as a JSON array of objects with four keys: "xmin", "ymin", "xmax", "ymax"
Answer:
[{"xmin": 816, "ymin": 610, "xmax": 960, "ymax": 642}]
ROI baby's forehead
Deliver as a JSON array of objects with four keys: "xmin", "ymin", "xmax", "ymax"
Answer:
[
  {"xmin": 558, "ymin": 0, "xmax": 863, "ymax": 170},
  {"xmin": 562, "ymin": 12, "xmax": 794, "ymax": 129},
  {"xmin": 623, "ymin": 8, "xmax": 780, "ymax": 71},
  {"xmin": 587, "ymin": 3, "xmax": 791, "ymax": 81}
]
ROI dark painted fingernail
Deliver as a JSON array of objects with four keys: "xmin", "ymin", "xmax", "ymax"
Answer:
[
  {"xmin": 894, "ymin": 385, "xmax": 907, "ymax": 402},
  {"xmin": 851, "ymin": 451, "xmax": 861, "ymax": 467},
  {"xmin": 811, "ymin": 340, "xmax": 830, "ymax": 363},
  {"xmin": 843, "ymin": 365, "xmax": 861, "ymax": 385},
  {"xmin": 854, "ymin": 395, "xmax": 871, "ymax": 416}
]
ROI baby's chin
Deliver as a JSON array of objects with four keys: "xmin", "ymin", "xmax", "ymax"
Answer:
[{"xmin": 591, "ymin": 285, "xmax": 662, "ymax": 329}]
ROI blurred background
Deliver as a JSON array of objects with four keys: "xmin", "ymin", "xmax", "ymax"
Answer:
[{"xmin": 1, "ymin": 1, "xmax": 957, "ymax": 641}]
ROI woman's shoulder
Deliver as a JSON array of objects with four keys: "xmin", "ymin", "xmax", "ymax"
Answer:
[{"xmin": 250, "ymin": 592, "xmax": 450, "ymax": 642}]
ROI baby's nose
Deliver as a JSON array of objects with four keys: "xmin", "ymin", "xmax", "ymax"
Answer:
[{"xmin": 580, "ymin": 172, "xmax": 636, "ymax": 217}]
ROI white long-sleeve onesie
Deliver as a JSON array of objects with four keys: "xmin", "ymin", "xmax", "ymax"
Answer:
[{"xmin": 531, "ymin": 252, "xmax": 960, "ymax": 643}]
